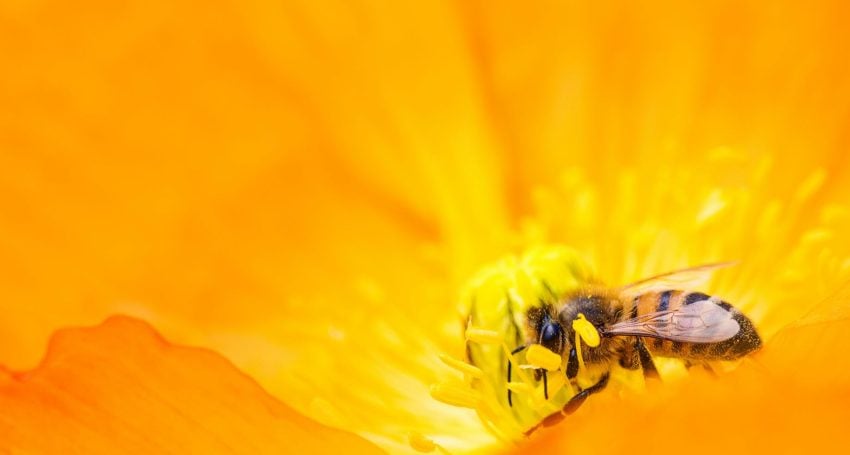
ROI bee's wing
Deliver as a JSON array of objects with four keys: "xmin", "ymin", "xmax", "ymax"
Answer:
[
  {"xmin": 605, "ymin": 298, "xmax": 740, "ymax": 343},
  {"xmin": 618, "ymin": 261, "xmax": 736, "ymax": 298}
]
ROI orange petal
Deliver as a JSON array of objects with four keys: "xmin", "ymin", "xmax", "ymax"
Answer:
[{"xmin": 0, "ymin": 315, "xmax": 383, "ymax": 455}]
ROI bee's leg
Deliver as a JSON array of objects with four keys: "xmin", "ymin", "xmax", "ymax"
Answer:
[
  {"xmin": 532, "ymin": 372, "xmax": 610, "ymax": 430},
  {"xmin": 562, "ymin": 372, "xmax": 609, "ymax": 415},
  {"xmin": 635, "ymin": 338, "xmax": 659, "ymax": 379},
  {"xmin": 507, "ymin": 345, "xmax": 528, "ymax": 407},
  {"xmin": 565, "ymin": 347, "xmax": 579, "ymax": 380},
  {"xmin": 684, "ymin": 360, "xmax": 718, "ymax": 377},
  {"xmin": 618, "ymin": 346, "xmax": 640, "ymax": 370},
  {"xmin": 532, "ymin": 369, "xmax": 551, "ymax": 399}
]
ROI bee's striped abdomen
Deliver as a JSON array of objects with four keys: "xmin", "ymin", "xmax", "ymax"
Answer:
[{"xmin": 624, "ymin": 290, "xmax": 762, "ymax": 361}]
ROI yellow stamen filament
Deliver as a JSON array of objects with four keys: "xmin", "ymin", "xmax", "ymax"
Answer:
[
  {"xmin": 465, "ymin": 327, "xmax": 502, "ymax": 345},
  {"xmin": 475, "ymin": 401, "xmax": 517, "ymax": 445},
  {"xmin": 525, "ymin": 344, "xmax": 562, "ymax": 371},
  {"xmin": 500, "ymin": 343, "xmax": 534, "ymax": 387},
  {"xmin": 459, "ymin": 316, "xmax": 588, "ymax": 438},
  {"xmin": 438, "ymin": 354, "xmax": 484, "ymax": 378},
  {"xmin": 429, "ymin": 382, "xmax": 481, "ymax": 409}
]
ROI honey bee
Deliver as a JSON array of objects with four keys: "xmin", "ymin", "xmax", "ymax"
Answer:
[
  {"xmin": 463, "ymin": 258, "xmax": 762, "ymax": 434},
  {"xmin": 514, "ymin": 262, "xmax": 762, "ymax": 428}
]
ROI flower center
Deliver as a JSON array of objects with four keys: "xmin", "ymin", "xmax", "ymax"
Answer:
[{"xmin": 427, "ymin": 246, "xmax": 597, "ymax": 442}]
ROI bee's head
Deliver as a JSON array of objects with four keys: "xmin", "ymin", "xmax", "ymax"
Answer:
[{"xmin": 536, "ymin": 312, "xmax": 567, "ymax": 355}]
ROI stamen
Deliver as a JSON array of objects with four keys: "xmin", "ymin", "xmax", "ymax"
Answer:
[
  {"xmin": 506, "ymin": 382, "xmax": 534, "ymax": 394},
  {"xmin": 525, "ymin": 344, "xmax": 562, "ymax": 371},
  {"xmin": 430, "ymin": 382, "xmax": 481, "ymax": 409},
  {"xmin": 501, "ymin": 343, "xmax": 534, "ymax": 386},
  {"xmin": 475, "ymin": 401, "xmax": 518, "ymax": 444},
  {"xmin": 465, "ymin": 327, "xmax": 503, "ymax": 345},
  {"xmin": 438, "ymin": 354, "xmax": 484, "ymax": 378}
]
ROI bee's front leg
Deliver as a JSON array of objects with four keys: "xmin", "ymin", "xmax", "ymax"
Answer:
[
  {"xmin": 561, "ymin": 372, "xmax": 609, "ymax": 415},
  {"xmin": 529, "ymin": 372, "xmax": 610, "ymax": 432}
]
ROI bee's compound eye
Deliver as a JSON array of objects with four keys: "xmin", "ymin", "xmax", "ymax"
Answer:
[{"xmin": 540, "ymin": 322, "xmax": 560, "ymax": 343}]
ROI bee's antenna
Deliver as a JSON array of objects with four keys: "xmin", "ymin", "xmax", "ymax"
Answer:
[
  {"xmin": 507, "ymin": 345, "xmax": 528, "ymax": 407},
  {"xmin": 542, "ymin": 369, "xmax": 549, "ymax": 399}
]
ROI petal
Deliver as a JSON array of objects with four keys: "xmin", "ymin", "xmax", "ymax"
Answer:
[
  {"xmin": 514, "ymin": 369, "xmax": 850, "ymax": 454},
  {"xmin": 0, "ymin": 315, "xmax": 383, "ymax": 454},
  {"xmin": 465, "ymin": 1, "xmax": 850, "ymax": 197},
  {"xmin": 760, "ymin": 283, "xmax": 850, "ymax": 388}
]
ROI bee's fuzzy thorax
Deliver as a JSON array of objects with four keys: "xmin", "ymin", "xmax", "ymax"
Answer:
[{"xmin": 554, "ymin": 290, "xmax": 625, "ymax": 366}]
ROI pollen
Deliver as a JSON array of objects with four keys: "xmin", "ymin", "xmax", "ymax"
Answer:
[
  {"xmin": 572, "ymin": 313, "xmax": 600, "ymax": 347},
  {"xmin": 525, "ymin": 345, "xmax": 562, "ymax": 371},
  {"xmin": 572, "ymin": 313, "xmax": 600, "ymax": 374},
  {"xmin": 573, "ymin": 331, "xmax": 586, "ymax": 373}
]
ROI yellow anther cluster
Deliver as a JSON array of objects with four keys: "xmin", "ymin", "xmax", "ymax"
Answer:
[{"xmin": 434, "ymin": 247, "xmax": 598, "ymax": 440}]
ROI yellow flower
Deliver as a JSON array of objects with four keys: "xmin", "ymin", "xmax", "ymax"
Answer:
[{"xmin": 2, "ymin": 0, "xmax": 850, "ymax": 453}]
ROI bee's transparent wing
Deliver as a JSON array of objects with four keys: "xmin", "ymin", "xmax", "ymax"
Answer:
[
  {"xmin": 618, "ymin": 261, "xmax": 736, "ymax": 298},
  {"xmin": 605, "ymin": 298, "xmax": 740, "ymax": 343}
]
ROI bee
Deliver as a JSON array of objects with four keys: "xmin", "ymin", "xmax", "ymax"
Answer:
[{"xmin": 497, "ymin": 262, "xmax": 762, "ymax": 430}]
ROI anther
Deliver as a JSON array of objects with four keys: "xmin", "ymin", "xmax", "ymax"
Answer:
[
  {"xmin": 439, "ymin": 354, "xmax": 484, "ymax": 378},
  {"xmin": 430, "ymin": 382, "xmax": 481, "ymax": 409},
  {"xmin": 465, "ymin": 327, "xmax": 503, "ymax": 345}
]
